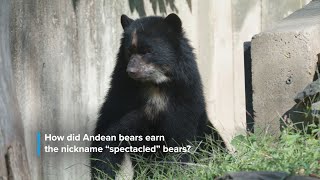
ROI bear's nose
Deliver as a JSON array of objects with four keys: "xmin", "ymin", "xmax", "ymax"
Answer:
[
  {"xmin": 126, "ymin": 67, "xmax": 138, "ymax": 74},
  {"xmin": 126, "ymin": 67, "xmax": 139, "ymax": 78}
]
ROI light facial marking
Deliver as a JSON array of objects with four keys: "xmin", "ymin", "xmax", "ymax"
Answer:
[
  {"xmin": 144, "ymin": 64, "xmax": 170, "ymax": 84},
  {"xmin": 144, "ymin": 86, "xmax": 168, "ymax": 119},
  {"xmin": 153, "ymin": 71, "xmax": 169, "ymax": 84},
  {"xmin": 131, "ymin": 29, "xmax": 138, "ymax": 48}
]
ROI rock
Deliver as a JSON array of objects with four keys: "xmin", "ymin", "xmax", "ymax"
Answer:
[
  {"xmin": 251, "ymin": 0, "xmax": 320, "ymax": 135},
  {"xmin": 280, "ymin": 102, "xmax": 319, "ymax": 132},
  {"xmin": 311, "ymin": 101, "xmax": 320, "ymax": 118},
  {"xmin": 281, "ymin": 79, "xmax": 320, "ymax": 130},
  {"xmin": 282, "ymin": 77, "xmax": 320, "ymax": 130},
  {"xmin": 294, "ymin": 79, "xmax": 320, "ymax": 104}
]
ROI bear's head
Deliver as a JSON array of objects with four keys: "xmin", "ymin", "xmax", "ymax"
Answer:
[{"xmin": 120, "ymin": 14, "xmax": 183, "ymax": 84}]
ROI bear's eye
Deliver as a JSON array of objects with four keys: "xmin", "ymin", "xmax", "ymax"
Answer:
[
  {"xmin": 140, "ymin": 48, "xmax": 152, "ymax": 55},
  {"xmin": 128, "ymin": 46, "xmax": 137, "ymax": 55}
]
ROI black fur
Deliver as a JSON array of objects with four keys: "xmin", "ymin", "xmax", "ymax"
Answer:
[{"xmin": 90, "ymin": 13, "xmax": 223, "ymax": 179}]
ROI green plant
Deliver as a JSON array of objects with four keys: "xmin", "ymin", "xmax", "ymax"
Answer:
[{"xmin": 92, "ymin": 124, "xmax": 319, "ymax": 179}]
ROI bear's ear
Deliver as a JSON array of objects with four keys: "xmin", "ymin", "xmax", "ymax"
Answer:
[
  {"xmin": 164, "ymin": 13, "xmax": 182, "ymax": 33},
  {"xmin": 121, "ymin": 14, "xmax": 134, "ymax": 30}
]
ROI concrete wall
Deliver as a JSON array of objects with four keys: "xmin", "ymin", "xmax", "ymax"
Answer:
[
  {"xmin": 251, "ymin": 0, "xmax": 320, "ymax": 134},
  {"xmin": 5, "ymin": 0, "xmax": 310, "ymax": 179},
  {"xmin": 0, "ymin": 0, "xmax": 30, "ymax": 179}
]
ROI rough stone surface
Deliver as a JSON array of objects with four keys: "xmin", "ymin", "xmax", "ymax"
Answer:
[
  {"xmin": 294, "ymin": 79, "xmax": 320, "ymax": 103},
  {"xmin": 312, "ymin": 101, "xmax": 320, "ymax": 110},
  {"xmin": 0, "ymin": 0, "xmax": 30, "ymax": 179},
  {"xmin": 311, "ymin": 101, "xmax": 320, "ymax": 118},
  {"xmin": 251, "ymin": 0, "xmax": 320, "ymax": 134},
  {"xmin": 281, "ymin": 77, "xmax": 319, "ymax": 131}
]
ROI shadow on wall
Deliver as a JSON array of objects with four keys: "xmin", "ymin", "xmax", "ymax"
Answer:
[
  {"xmin": 128, "ymin": 0, "xmax": 192, "ymax": 17},
  {"xmin": 244, "ymin": 42, "xmax": 254, "ymax": 132},
  {"xmin": 72, "ymin": 0, "xmax": 78, "ymax": 11}
]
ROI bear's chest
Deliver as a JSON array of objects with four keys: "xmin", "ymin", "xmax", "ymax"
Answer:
[{"xmin": 144, "ymin": 87, "xmax": 168, "ymax": 119}]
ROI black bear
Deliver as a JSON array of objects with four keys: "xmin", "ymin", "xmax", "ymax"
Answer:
[{"xmin": 90, "ymin": 13, "xmax": 224, "ymax": 179}]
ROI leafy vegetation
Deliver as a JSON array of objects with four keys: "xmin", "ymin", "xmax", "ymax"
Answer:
[
  {"xmin": 93, "ymin": 124, "xmax": 319, "ymax": 179},
  {"xmin": 131, "ymin": 125, "xmax": 319, "ymax": 179}
]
